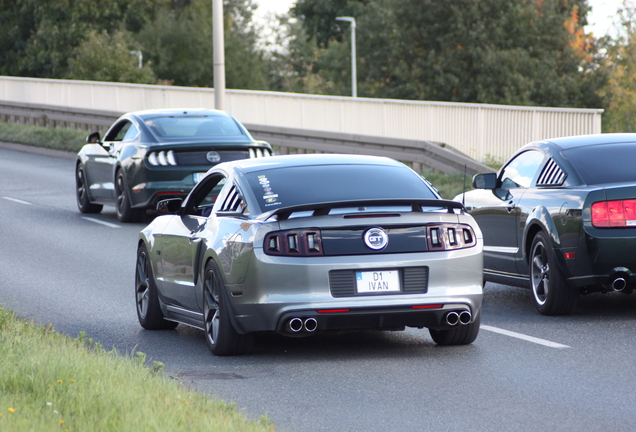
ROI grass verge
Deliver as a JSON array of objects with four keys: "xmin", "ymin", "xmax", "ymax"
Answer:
[
  {"xmin": 0, "ymin": 308, "xmax": 274, "ymax": 432},
  {"xmin": 0, "ymin": 122, "xmax": 87, "ymax": 153}
]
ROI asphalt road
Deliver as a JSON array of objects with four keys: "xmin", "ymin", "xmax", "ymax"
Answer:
[{"xmin": 2, "ymin": 145, "xmax": 636, "ymax": 432}]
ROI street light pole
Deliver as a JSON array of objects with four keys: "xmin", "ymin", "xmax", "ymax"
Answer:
[
  {"xmin": 336, "ymin": 16, "xmax": 356, "ymax": 98},
  {"xmin": 213, "ymin": 0, "xmax": 226, "ymax": 110}
]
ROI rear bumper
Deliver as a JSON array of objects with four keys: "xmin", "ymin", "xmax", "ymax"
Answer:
[
  {"xmin": 561, "ymin": 232, "xmax": 636, "ymax": 290},
  {"xmin": 227, "ymin": 246, "xmax": 484, "ymax": 334},
  {"xmin": 129, "ymin": 176, "xmax": 197, "ymax": 209}
]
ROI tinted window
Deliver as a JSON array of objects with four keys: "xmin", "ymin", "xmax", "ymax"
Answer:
[
  {"xmin": 245, "ymin": 165, "xmax": 437, "ymax": 210},
  {"xmin": 564, "ymin": 143, "xmax": 636, "ymax": 185},
  {"xmin": 145, "ymin": 116, "xmax": 244, "ymax": 138},
  {"xmin": 106, "ymin": 121, "xmax": 132, "ymax": 142},
  {"xmin": 185, "ymin": 175, "xmax": 227, "ymax": 217},
  {"xmin": 122, "ymin": 123, "xmax": 139, "ymax": 142},
  {"xmin": 499, "ymin": 150, "xmax": 544, "ymax": 189}
]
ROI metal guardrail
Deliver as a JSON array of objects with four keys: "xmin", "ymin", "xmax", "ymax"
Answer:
[
  {"xmin": 0, "ymin": 100, "xmax": 494, "ymax": 175},
  {"xmin": 0, "ymin": 100, "xmax": 121, "ymax": 131}
]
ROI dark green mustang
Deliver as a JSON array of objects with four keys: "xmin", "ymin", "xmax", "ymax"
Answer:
[{"xmin": 457, "ymin": 133, "xmax": 636, "ymax": 315}]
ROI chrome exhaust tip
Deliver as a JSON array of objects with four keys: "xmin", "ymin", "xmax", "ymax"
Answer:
[
  {"xmin": 612, "ymin": 277, "xmax": 627, "ymax": 292},
  {"xmin": 459, "ymin": 311, "xmax": 472, "ymax": 325},
  {"xmin": 287, "ymin": 317, "xmax": 303, "ymax": 333},
  {"xmin": 445, "ymin": 311, "xmax": 460, "ymax": 326},
  {"xmin": 303, "ymin": 318, "xmax": 318, "ymax": 332}
]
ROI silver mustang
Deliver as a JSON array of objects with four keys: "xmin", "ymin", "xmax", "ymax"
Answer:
[{"xmin": 135, "ymin": 154, "xmax": 484, "ymax": 355}]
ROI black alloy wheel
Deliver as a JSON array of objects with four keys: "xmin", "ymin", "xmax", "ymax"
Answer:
[
  {"xmin": 135, "ymin": 244, "xmax": 178, "ymax": 330},
  {"xmin": 530, "ymin": 231, "xmax": 578, "ymax": 315},
  {"xmin": 203, "ymin": 260, "xmax": 253, "ymax": 356},
  {"xmin": 429, "ymin": 309, "xmax": 481, "ymax": 345},
  {"xmin": 75, "ymin": 163, "xmax": 102, "ymax": 213},
  {"xmin": 115, "ymin": 170, "xmax": 143, "ymax": 222}
]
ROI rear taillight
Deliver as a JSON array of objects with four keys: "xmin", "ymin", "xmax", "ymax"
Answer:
[
  {"xmin": 591, "ymin": 200, "xmax": 636, "ymax": 228},
  {"xmin": 264, "ymin": 230, "xmax": 323, "ymax": 256},
  {"xmin": 427, "ymin": 224, "xmax": 476, "ymax": 250}
]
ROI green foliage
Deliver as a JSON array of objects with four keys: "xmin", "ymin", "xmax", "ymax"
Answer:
[
  {"xmin": 293, "ymin": 0, "xmax": 370, "ymax": 47},
  {"xmin": 0, "ymin": 123, "xmax": 86, "ymax": 153},
  {"xmin": 0, "ymin": 308, "xmax": 273, "ymax": 432},
  {"xmin": 598, "ymin": 7, "xmax": 636, "ymax": 132},
  {"xmin": 288, "ymin": 0, "xmax": 604, "ymax": 107},
  {"xmin": 419, "ymin": 171, "xmax": 467, "ymax": 200},
  {"xmin": 0, "ymin": 0, "xmax": 167, "ymax": 78},
  {"xmin": 135, "ymin": 1, "xmax": 214, "ymax": 87},
  {"xmin": 482, "ymin": 154, "xmax": 504, "ymax": 170},
  {"xmin": 67, "ymin": 30, "xmax": 155, "ymax": 84},
  {"xmin": 135, "ymin": 0, "xmax": 268, "ymax": 89}
]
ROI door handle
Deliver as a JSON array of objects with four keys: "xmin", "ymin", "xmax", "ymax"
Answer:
[
  {"xmin": 188, "ymin": 235, "xmax": 202, "ymax": 244},
  {"xmin": 506, "ymin": 201, "xmax": 515, "ymax": 212}
]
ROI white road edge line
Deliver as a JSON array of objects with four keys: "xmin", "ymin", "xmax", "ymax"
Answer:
[
  {"xmin": 481, "ymin": 325, "xmax": 570, "ymax": 349},
  {"xmin": 81, "ymin": 217, "xmax": 121, "ymax": 229},
  {"xmin": 2, "ymin": 196, "xmax": 32, "ymax": 205}
]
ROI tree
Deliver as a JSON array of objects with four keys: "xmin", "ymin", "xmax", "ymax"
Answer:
[
  {"xmin": 2, "ymin": 0, "xmax": 166, "ymax": 78},
  {"xmin": 135, "ymin": 0, "xmax": 268, "ymax": 89},
  {"xmin": 288, "ymin": 0, "xmax": 604, "ymax": 108},
  {"xmin": 598, "ymin": 6, "xmax": 636, "ymax": 131},
  {"xmin": 67, "ymin": 30, "xmax": 155, "ymax": 84}
]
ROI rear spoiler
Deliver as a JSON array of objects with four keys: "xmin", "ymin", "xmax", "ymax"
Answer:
[{"xmin": 259, "ymin": 199, "xmax": 466, "ymax": 221}]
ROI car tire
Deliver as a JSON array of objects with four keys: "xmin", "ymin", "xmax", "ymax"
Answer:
[
  {"xmin": 429, "ymin": 309, "xmax": 480, "ymax": 345},
  {"xmin": 530, "ymin": 231, "xmax": 578, "ymax": 315},
  {"xmin": 115, "ymin": 170, "xmax": 143, "ymax": 223},
  {"xmin": 203, "ymin": 260, "xmax": 253, "ymax": 356},
  {"xmin": 76, "ymin": 163, "xmax": 103, "ymax": 214},
  {"xmin": 135, "ymin": 244, "xmax": 178, "ymax": 330}
]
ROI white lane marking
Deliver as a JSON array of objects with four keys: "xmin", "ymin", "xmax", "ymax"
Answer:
[
  {"xmin": 481, "ymin": 325, "xmax": 570, "ymax": 349},
  {"xmin": 81, "ymin": 217, "xmax": 121, "ymax": 229},
  {"xmin": 2, "ymin": 196, "xmax": 32, "ymax": 205}
]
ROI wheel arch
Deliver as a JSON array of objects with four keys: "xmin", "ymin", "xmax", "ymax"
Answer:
[
  {"xmin": 201, "ymin": 255, "xmax": 249, "ymax": 335},
  {"xmin": 523, "ymin": 206, "xmax": 571, "ymax": 278},
  {"xmin": 522, "ymin": 205, "xmax": 562, "ymax": 265}
]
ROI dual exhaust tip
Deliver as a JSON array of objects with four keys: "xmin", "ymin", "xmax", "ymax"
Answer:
[
  {"xmin": 288, "ymin": 312, "xmax": 472, "ymax": 332},
  {"xmin": 444, "ymin": 310, "xmax": 472, "ymax": 326},
  {"xmin": 287, "ymin": 317, "xmax": 318, "ymax": 333}
]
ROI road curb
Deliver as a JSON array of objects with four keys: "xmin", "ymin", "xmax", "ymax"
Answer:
[{"xmin": 0, "ymin": 141, "xmax": 77, "ymax": 160}]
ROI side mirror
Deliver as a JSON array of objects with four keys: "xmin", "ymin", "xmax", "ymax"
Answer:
[
  {"xmin": 472, "ymin": 173, "xmax": 497, "ymax": 189},
  {"xmin": 157, "ymin": 198, "xmax": 183, "ymax": 215},
  {"xmin": 86, "ymin": 132, "xmax": 101, "ymax": 144}
]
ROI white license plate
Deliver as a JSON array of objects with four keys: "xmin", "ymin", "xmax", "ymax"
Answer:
[
  {"xmin": 193, "ymin": 173, "xmax": 206, "ymax": 183},
  {"xmin": 356, "ymin": 270, "xmax": 400, "ymax": 293}
]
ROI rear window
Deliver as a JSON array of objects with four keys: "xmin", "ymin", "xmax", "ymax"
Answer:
[
  {"xmin": 245, "ymin": 164, "xmax": 438, "ymax": 210},
  {"xmin": 564, "ymin": 143, "xmax": 636, "ymax": 185},
  {"xmin": 145, "ymin": 115, "xmax": 244, "ymax": 138}
]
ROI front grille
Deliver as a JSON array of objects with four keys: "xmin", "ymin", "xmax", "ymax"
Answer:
[{"xmin": 329, "ymin": 267, "xmax": 429, "ymax": 297}]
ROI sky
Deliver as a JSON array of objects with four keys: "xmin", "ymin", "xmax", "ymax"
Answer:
[
  {"xmin": 254, "ymin": 0, "xmax": 632, "ymax": 38},
  {"xmin": 585, "ymin": 0, "xmax": 633, "ymax": 37}
]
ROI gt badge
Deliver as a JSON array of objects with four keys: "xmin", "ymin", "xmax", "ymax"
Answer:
[{"xmin": 364, "ymin": 227, "xmax": 388, "ymax": 250}]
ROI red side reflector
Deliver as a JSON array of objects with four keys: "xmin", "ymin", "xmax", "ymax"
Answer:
[
  {"xmin": 317, "ymin": 309, "xmax": 350, "ymax": 313},
  {"xmin": 412, "ymin": 304, "xmax": 443, "ymax": 309},
  {"xmin": 564, "ymin": 252, "xmax": 576, "ymax": 259}
]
